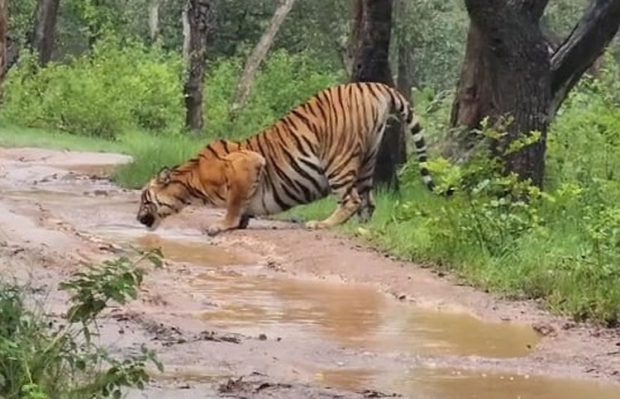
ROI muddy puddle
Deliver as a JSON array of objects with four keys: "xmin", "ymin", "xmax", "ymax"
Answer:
[
  {"xmin": 319, "ymin": 367, "xmax": 620, "ymax": 399},
  {"xmin": 193, "ymin": 273, "xmax": 540, "ymax": 358},
  {"xmin": 136, "ymin": 235, "xmax": 253, "ymax": 267}
]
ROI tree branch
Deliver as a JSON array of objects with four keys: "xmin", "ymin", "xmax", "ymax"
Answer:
[{"xmin": 550, "ymin": 0, "xmax": 620, "ymax": 112}]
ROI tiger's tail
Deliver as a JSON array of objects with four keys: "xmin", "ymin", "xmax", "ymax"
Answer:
[{"xmin": 388, "ymin": 87, "xmax": 453, "ymax": 196}]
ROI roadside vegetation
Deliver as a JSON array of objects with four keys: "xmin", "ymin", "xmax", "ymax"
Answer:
[{"xmin": 0, "ymin": 251, "xmax": 163, "ymax": 398}]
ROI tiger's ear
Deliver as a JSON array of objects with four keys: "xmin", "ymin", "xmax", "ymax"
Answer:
[{"xmin": 156, "ymin": 166, "xmax": 172, "ymax": 184}]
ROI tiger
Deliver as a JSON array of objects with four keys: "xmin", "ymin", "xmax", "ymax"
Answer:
[{"xmin": 137, "ymin": 82, "xmax": 441, "ymax": 236}]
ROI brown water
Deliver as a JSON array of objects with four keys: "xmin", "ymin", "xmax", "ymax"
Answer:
[
  {"xmin": 194, "ymin": 272, "xmax": 539, "ymax": 358},
  {"xmin": 319, "ymin": 367, "xmax": 620, "ymax": 399},
  {"xmin": 141, "ymin": 235, "xmax": 620, "ymax": 399},
  {"xmin": 136, "ymin": 235, "xmax": 252, "ymax": 267}
]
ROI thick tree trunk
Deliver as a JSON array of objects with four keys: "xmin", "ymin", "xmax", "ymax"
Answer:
[
  {"xmin": 351, "ymin": 0, "xmax": 404, "ymax": 190},
  {"xmin": 0, "ymin": 0, "xmax": 7, "ymax": 82},
  {"xmin": 30, "ymin": 0, "xmax": 60, "ymax": 66},
  {"xmin": 449, "ymin": 0, "xmax": 620, "ymax": 189},
  {"xmin": 229, "ymin": 0, "xmax": 296, "ymax": 121},
  {"xmin": 183, "ymin": 0, "xmax": 210, "ymax": 134}
]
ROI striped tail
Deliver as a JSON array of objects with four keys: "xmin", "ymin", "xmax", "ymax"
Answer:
[{"xmin": 389, "ymin": 88, "xmax": 453, "ymax": 196}]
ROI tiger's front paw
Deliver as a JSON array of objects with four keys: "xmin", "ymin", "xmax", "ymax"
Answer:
[
  {"xmin": 305, "ymin": 220, "xmax": 328, "ymax": 230},
  {"xmin": 204, "ymin": 223, "xmax": 225, "ymax": 237}
]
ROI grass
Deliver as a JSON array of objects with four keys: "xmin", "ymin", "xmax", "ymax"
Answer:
[{"xmin": 284, "ymin": 176, "xmax": 620, "ymax": 326}]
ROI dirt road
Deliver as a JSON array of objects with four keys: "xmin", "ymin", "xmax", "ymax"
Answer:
[{"xmin": 0, "ymin": 147, "xmax": 619, "ymax": 399}]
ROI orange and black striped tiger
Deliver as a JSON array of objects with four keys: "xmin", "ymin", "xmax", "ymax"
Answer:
[{"xmin": 137, "ymin": 82, "xmax": 439, "ymax": 236}]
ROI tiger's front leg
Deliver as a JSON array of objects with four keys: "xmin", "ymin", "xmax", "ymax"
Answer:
[{"xmin": 205, "ymin": 150, "xmax": 265, "ymax": 237}]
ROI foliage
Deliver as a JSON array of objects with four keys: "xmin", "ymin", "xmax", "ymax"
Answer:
[
  {"xmin": 206, "ymin": 49, "xmax": 343, "ymax": 139},
  {"xmin": 2, "ymin": 37, "xmax": 185, "ymax": 139},
  {"xmin": 0, "ymin": 251, "xmax": 163, "ymax": 399}
]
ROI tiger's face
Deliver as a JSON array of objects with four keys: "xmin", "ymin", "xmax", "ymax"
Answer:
[{"xmin": 136, "ymin": 167, "xmax": 187, "ymax": 230}]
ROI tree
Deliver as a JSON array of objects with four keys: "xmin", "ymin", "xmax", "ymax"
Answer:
[
  {"xmin": 449, "ymin": 0, "xmax": 620, "ymax": 188},
  {"xmin": 351, "ymin": 0, "xmax": 404, "ymax": 190},
  {"xmin": 183, "ymin": 0, "xmax": 210, "ymax": 134},
  {"xmin": 148, "ymin": 0, "xmax": 160, "ymax": 43},
  {"xmin": 30, "ymin": 0, "xmax": 60, "ymax": 66},
  {"xmin": 0, "ymin": 0, "xmax": 7, "ymax": 81},
  {"xmin": 228, "ymin": 0, "xmax": 296, "ymax": 121}
]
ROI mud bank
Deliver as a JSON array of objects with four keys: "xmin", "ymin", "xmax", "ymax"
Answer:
[{"xmin": 0, "ymin": 147, "xmax": 618, "ymax": 398}]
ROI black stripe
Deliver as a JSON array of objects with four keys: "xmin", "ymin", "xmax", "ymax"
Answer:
[{"xmin": 281, "ymin": 148, "xmax": 323, "ymax": 196}]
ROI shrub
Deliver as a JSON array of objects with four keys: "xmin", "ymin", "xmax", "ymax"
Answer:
[
  {"xmin": 206, "ymin": 49, "xmax": 344, "ymax": 139},
  {"xmin": 0, "ymin": 251, "xmax": 163, "ymax": 399},
  {"xmin": 2, "ymin": 37, "xmax": 184, "ymax": 139}
]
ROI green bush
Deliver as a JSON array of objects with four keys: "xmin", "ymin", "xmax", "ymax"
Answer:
[
  {"xmin": 206, "ymin": 49, "xmax": 344, "ymax": 139},
  {"xmin": 0, "ymin": 252, "xmax": 163, "ymax": 399},
  {"xmin": 2, "ymin": 37, "xmax": 184, "ymax": 138}
]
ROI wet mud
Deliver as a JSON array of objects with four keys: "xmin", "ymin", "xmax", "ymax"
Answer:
[{"xmin": 0, "ymin": 147, "xmax": 618, "ymax": 398}]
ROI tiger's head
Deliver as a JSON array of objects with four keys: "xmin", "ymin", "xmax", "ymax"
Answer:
[{"xmin": 136, "ymin": 166, "xmax": 190, "ymax": 230}]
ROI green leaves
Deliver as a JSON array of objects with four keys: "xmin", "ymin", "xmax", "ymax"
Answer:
[
  {"xmin": 0, "ymin": 251, "xmax": 163, "ymax": 399},
  {"xmin": 60, "ymin": 250, "xmax": 162, "ymax": 324}
]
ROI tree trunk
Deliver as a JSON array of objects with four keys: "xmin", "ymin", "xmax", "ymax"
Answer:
[
  {"xmin": 396, "ymin": 41, "xmax": 412, "ymax": 167},
  {"xmin": 229, "ymin": 0, "xmax": 296, "ymax": 121},
  {"xmin": 0, "ymin": 0, "xmax": 7, "ymax": 82},
  {"xmin": 183, "ymin": 0, "xmax": 210, "ymax": 134},
  {"xmin": 30, "ymin": 0, "xmax": 60, "ymax": 66},
  {"xmin": 351, "ymin": 0, "xmax": 403, "ymax": 190},
  {"xmin": 149, "ymin": 0, "xmax": 160, "ymax": 43},
  {"xmin": 449, "ymin": 0, "xmax": 620, "ymax": 189}
]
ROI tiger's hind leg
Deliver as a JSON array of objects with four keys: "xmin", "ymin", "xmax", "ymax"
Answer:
[
  {"xmin": 357, "ymin": 187, "xmax": 375, "ymax": 223},
  {"xmin": 355, "ymin": 154, "xmax": 377, "ymax": 223},
  {"xmin": 305, "ymin": 158, "xmax": 362, "ymax": 230}
]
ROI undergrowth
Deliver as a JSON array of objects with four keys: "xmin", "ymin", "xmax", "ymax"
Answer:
[{"xmin": 0, "ymin": 251, "xmax": 163, "ymax": 398}]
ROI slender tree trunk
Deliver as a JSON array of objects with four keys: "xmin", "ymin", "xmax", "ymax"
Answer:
[
  {"xmin": 149, "ymin": 0, "xmax": 160, "ymax": 43},
  {"xmin": 396, "ymin": 41, "xmax": 413, "ymax": 165},
  {"xmin": 449, "ymin": 0, "xmax": 620, "ymax": 188},
  {"xmin": 351, "ymin": 0, "xmax": 403, "ymax": 190},
  {"xmin": 30, "ymin": 0, "xmax": 60, "ymax": 66},
  {"xmin": 0, "ymin": 0, "xmax": 7, "ymax": 82},
  {"xmin": 183, "ymin": 0, "xmax": 210, "ymax": 134},
  {"xmin": 229, "ymin": 0, "xmax": 296, "ymax": 121}
]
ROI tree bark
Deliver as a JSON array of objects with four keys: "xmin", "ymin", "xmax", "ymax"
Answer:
[
  {"xmin": 229, "ymin": 0, "xmax": 296, "ymax": 121},
  {"xmin": 0, "ymin": 0, "xmax": 7, "ymax": 82},
  {"xmin": 549, "ymin": 0, "xmax": 620, "ymax": 114},
  {"xmin": 149, "ymin": 0, "xmax": 161, "ymax": 43},
  {"xmin": 449, "ymin": 0, "xmax": 620, "ymax": 189},
  {"xmin": 396, "ymin": 39, "xmax": 412, "ymax": 167},
  {"xmin": 183, "ymin": 0, "xmax": 210, "ymax": 134},
  {"xmin": 30, "ymin": 0, "xmax": 60, "ymax": 66},
  {"xmin": 351, "ymin": 0, "xmax": 403, "ymax": 190}
]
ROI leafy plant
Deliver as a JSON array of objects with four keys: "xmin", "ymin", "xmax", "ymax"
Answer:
[{"xmin": 0, "ymin": 250, "xmax": 163, "ymax": 399}]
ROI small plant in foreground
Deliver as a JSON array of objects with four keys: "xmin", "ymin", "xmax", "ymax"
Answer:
[{"xmin": 0, "ymin": 250, "xmax": 163, "ymax": 399}]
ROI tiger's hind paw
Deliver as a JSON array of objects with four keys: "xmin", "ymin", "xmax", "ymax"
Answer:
[{"xmin": 305, "ymin": 220, "xmax": 328, "ymax": 230}]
